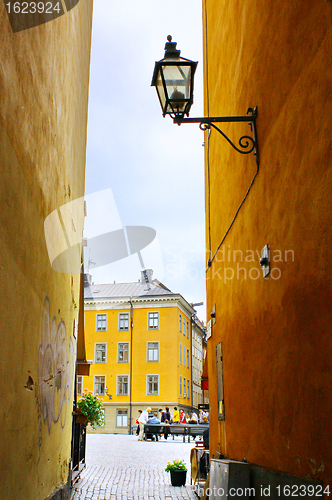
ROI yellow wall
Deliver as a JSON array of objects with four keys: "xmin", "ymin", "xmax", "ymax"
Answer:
[
  {"xmin": 204, "ymin": 0, "xmax": 332, "ymax": 486},
  {"xmin": 0, "ymin": 2, "xmax": 93, "ymax": 499},
  {"xmin": 83, "ymin": 300, "xmax": 192, "ymax": 431}
]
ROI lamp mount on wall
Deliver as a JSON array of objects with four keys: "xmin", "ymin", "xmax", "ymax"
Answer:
[{"xmin": 151, "ymin": 36, "xmax": 259, "ymax": 166}]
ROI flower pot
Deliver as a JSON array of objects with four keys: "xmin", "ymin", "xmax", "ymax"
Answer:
[
  {"xmin": 170, "ymin": 469, "xmax": 187, "ymax": 486},
  {"xmin": 76, "ymin": 409, "xmax": 89, "ymax": 425}
]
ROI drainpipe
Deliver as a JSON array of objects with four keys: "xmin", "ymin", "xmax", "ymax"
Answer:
[{"xmin": 129, "ymin": 297, "xmax": 133, "ymax": 435}]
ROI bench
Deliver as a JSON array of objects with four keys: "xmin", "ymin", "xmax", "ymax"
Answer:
[
  {"xmin": 143, "ymin": 424, "xmax": 170, "ymax": 441},
  {"xmin": 143, "ymin": 424, "xmax": 208, "ymax": 442}
]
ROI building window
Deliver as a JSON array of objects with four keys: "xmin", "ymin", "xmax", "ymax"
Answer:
[
  {"xmin": 94, "ymin": 376, "xmax": 106, "ymax": 395},
  {"xmin": 187, "ymin": 348, "xmax": 189, "ymax": 368},
  {"xmin": 148, "ymin": 311, "xmax": 159, "ymax": 330},
  {"xmin": 147, "ymin": 342, "xmax": 159, "ymax": 362},
  {"xmin": 118, "ymin": 343, "xmax": 129, "ymax": 363},
  {"xmin": 117, "ymin": 375, "xmax": 129, "ymax": 395},
  {"xmin": 183, "ymin": 377, "xmax": 186, "ymax": 397},
  {"xmin": 183, "ymin": 317, "xmax": 185, "ymax": 335},
  {"xmin": 96, "ymin": 313, "xmax": 107, "ymax": 331},
  {"xmin": 77, "ymin": 375, "xmax": 83, "ymax": 396},
  {"xmin": 95, "ymin": 343, "xmax": 107, "ymax": 363},
  {"xmin": 116, "ymin": 409, "xmax": 128, "ymax": 427},
  {"xmin": 187, "ymin": 379, "xmax": 190, "ymax": 399},
  {"xmin": 187, "ymin": 321, "xmax": 189, "ymax": 338},
  {"xmin": 179, "ymin": 314, "xmax": 182, "ymax": 332},
  {"xmin": 119, "ymin": 313, "xmax": 129, "ymax": 331},
  {"xmin": 147, "ymin": 375, "xmax": 159, "ymax": 395},
  {"xmin": 183, "ymin": 345, "xmax": 186, "ymax": 365},
  {"xmin": 179, "ymin": 342, "xmax": 182, "ymax": 364},
  {"xmin": 179, "ymin": 375, "xmax": 182, "ymax": 396}
]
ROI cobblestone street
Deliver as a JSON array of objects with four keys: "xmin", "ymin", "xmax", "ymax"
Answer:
[{"xmin": 71, "ymin": 434, "xmax": 198, "ymax": 500}]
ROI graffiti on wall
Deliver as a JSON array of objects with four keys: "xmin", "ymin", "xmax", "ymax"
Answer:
[{"xmin": 38, "ymin": 297, "xmax": 76, "ymax": 433}]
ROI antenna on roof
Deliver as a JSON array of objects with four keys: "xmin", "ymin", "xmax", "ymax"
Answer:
[{"xmin": 137, "ymin": 250, "xmax": 151, "ymax": 290}]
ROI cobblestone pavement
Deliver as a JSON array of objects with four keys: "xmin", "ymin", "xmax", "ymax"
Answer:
[{"xmin": 71, "ymin": 434, "xmax": 198, "ymax": 500}]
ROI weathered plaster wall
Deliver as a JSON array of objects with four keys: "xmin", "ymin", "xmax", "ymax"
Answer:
[
  {"xmin": 204, "ymin": 0, "xmax": 332, "ymax": 486},
  {"xmin": 0, "ymin": 2, "xmax": 93, "ymax": 499}
]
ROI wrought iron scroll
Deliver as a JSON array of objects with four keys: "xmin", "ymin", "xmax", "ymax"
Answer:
[
  {"xmin": 173, "ymin": 107, "xmax": 260, "ymax": 166},
  {"xmin": 199, "ymin": 122, "xmax": 255, "ymax": 155}
]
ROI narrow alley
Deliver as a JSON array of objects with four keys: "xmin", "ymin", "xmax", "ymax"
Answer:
[{"xmin": 71, "ymin": 434, "xmax": 197, "ymax": 500}]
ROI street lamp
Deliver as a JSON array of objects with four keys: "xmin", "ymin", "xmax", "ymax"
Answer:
[{"xmin": 151, "ymin": 36, "xmax": 259, "ymax": 166}]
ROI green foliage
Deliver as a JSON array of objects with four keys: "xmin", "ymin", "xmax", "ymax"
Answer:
[
  {"xmin": 77, "ymin": 390, "xmax": 105, "ymax": 428},
  {"xmin": 165, "ymin": 459, "xmax": 187, "ymax": 472}
]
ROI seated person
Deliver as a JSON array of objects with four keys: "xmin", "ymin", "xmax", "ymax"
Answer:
[
  {"xmin": 147, "ymin": 412, "xmax": 161, "ymax": 441},
  {"xmin": 188, "ymin": 411, "xmax": 198, "ymax": 424},
  {"xmin": 203, "ymin": 427, "xmax": 209, "ymax": 448}
]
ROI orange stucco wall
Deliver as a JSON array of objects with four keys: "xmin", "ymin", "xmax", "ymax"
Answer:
[
  {"xmin": 0, "ymin": 2, "xmax": 93, "ymax": 499},
  {"xmin": 204, "ymin": 0, "xmax": 332, "ymax": 485}
]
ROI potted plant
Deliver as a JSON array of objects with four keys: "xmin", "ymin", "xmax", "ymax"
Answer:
[
  {"xmin": 165, "ymin": 459, "xmax": 187, "ymax": 486},
  {"xmin": 76, "ymin": 390, "xmax": 105, "ymax": 428}
]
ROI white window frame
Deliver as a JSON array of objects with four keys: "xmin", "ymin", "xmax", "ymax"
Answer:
[
  {"xmin": 147, "ymin": 341, "xmax": 159, "ymax": 362},
  {"xmin": 183, "ymin": 317, "xmax": 185, "ymax": 336},
  {"xmin": 117, "ymin": 342, "xmax": 130, "ymax": 363},
  {"xmin": 179, "ymin": 313, "xmax": 182, "ymax": 332},
  {"xmin": 179, "ymin": 342, "xmax": 182, "ymax": 364},
  {"xmin": 146, "ymin": 374, "xmax": 159, "ymax": 396},
  {"xmin": 179, "ymin": 375, "xmax": 182, "ymax": 396},
  {"xmin": 183, "ymin": 377, "xmax": 186, "ymax": 397},
  {"xmin": 116, "ymin": 408, "xmax": 128, "ymax": 427},
  {"xmin": 94, "ymin": 375, "xmax": 106, "ymax": 395},
  {"xmin": 187, "ymin": 321, "xmax": 189, "ymax": 338},
  {"xmin": 187, "ymin": 379, "xmax": 190, "ymax": 399},
  {"xmin": 96, "ymin": 313, "xmax": 107, "ymax": 332},
  {"xmin": 183, "ymin": 345, "xmax": 186, "ymax": 365},
  {"xmin": 187, "ymin": 348, "xmax": 189, "ymax": 368},
  {"xmin": 118, "ymin": 312, "xmax": 130, "ymax": 331},
  {"xmin": 147, "ymin": 311, "xmax": 159, "ymax": 330},
  {"xmin": 95, "ymin": 342, "xmax": 107, "ymax": 363},
  {"xmin": 77, "ymin": 375, "xmax": 83, "ymax": 396},
  {"xmin": 117, "ymin": 375, "xmax": 129, "ymax": 395}
]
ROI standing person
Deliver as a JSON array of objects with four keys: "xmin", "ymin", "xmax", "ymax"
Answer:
[
  {"xmin": 159, "ymin": 407, "xmax": 171, "ymax": 440},
  {"xmin": 173, "ymin": 406, "xmax": 179, "ymax": 423},
  {"xmin": 165, "ymin": 406, "xmax": 171, "ymax": 421},
  {"xmin": 199, "ymin": 410, "xmax": 204, "ymax": 424},
  {"xmin": 138, "ymin": 407, "xmax": 151, "ymax": 441},
  {"xmin": 180, "ymin": 409, "xmax": 186, "ymax": 423},
  {"xmin": 136, "ymin": 410, "xmax": 142, "ymax": 435},
  {"xmin": 159, "ymin": 408, "xmax": 167, "ymax": 422}
]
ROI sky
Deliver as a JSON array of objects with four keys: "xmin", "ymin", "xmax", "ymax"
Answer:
[{"xmin": 83, "ymin": 0, "xmax": 206, "ymax": 321}]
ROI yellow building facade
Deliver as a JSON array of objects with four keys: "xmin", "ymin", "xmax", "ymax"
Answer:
[{"xmin": 82, "ymin": 271, "xmax": 201, "ymax": 433}]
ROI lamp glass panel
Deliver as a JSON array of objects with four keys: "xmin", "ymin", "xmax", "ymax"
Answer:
[
  {"xmin": 162, "ymin": 64, "xmax": 192, "ymax": 113},
  {"xmin": 156, "ymin": 68, "xmax": 166, "ymax": 111}
]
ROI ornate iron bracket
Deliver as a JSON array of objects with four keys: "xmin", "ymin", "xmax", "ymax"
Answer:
[{"xmin": 173, "ymin": 107, "xmax": 259, "ymax": 166}]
